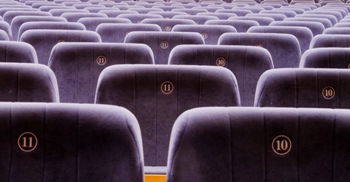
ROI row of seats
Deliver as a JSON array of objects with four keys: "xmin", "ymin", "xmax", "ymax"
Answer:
[
  {"xmin": 3, "ymin": 61, "xmax": 350, "ymax": 170},
  {"xmin": 3, "ymin": 103, "xmax": 350, "ymax": 181}
]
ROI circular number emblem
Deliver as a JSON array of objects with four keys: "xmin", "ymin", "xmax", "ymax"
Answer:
[
  {"xmin": 18, "ymin": 132, "xmax": 38, "ymax": 152},
  {"xmin": 322, "ymin": 86, "xmax": 335, "ymax": 100},
  {"xmin": 272, "ymin": 135, "xmax": 292, "ymax": 155},
  {"xmin": 58, "ymin": 39, "xmax": 65, "ymax": 43},
  {"xmin": 165, "ymin": 26, "xmax": 172, "ymax": 31},
  {"xmin": 201, "ymin": 32, "xmax": 208, "ymax": 40},
  {"xmin": 216, "ymin": 57, "xmax": 226, "ymax": 67},
  {"xmin": 256, "ymin": 43, "xmax": 263, "ymax": 47},
  {"xmin": 96, "ymin": 55, "xmax": 107, "ymax": 66},
  {"xmin": 161, "ymin": 81, "xmax": 174, "ymax": 94},
  {"xmin": 160, "ymin": 41, "xmax": 169, "ymax": 49}
]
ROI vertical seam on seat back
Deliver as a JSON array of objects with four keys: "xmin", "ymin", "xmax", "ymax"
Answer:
[
  {"xmin": 8, "ymin": 104, "xmax": 12, "ymax": 182},
  {"xmin": 332, "ymin": 111, "xmax": 336, "ymax": 182}
]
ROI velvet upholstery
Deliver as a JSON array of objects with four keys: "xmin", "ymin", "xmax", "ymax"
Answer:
[
  {"xmin": 229, "ymin": 17, "xmax": 274, "ymax": 26},
  {"xmin": 172, "ymin": 15, "xmax": 219, "ymax": 25},
  {"xmin": 333, "ymin": 22, "xmax": 350, "ymax": 28},
  {"xmin": 295, "ymin": 14, "xmax": 338, "ymax": 26},
  {"xmin": 18, "ymin": 22, "xmax": 86, "ymax": 41},
  {"xmin": 247, "ymin": 26, "xmax": 313, "ymax": 54},
  {"xmin": 141, "ymin": 19, "xmax": 196, "ymax": 32},
  {"xmin": 246, "ymin": 13, "xmax": 287, "ymax": 21},
  {"xmin": 49, "ymin": 9, "xmax": 89, "ymax": 16},
  {"xmin": 168, "ymin": 45, "xmax": 273, "ymax": 106},
  {"xmin": 147, "ymin": 12, "xmax": 186, "ymax": 19},
  {"xmin": 197, "ymin": 12, "xmax": 238, "ymax": 20},
  {"xmin": 167, "ymin": 107, "xmax": 350, "ymax": 182},
  {"xmin": 0, "ymin": 21, "xmax": 12, "ymax": 40},
  {"xmin": 11, "ymin": 16, "xmax": 67, "ymax": 41},
  {"xmin": 284, "ymin": 17, "xmax": 332, "ymax": 28},
  {"xmin": 3, "ymin": 11, "xmax": 51, "ymax": 24},
  {"xmin": 172, "ymin": 25, "xmax": 237, "ymax": 45},
  {"xmin": 95, "ymin": 64, "xmax": 241, "ymax": 167},
  {"xmin": 300, "ymin": 48, "xmax": 350, "ymax": 68},
  {"xmin": 77, "ymin": 17, "xmax": 131, "ymax": 31},
  {"xmin": 260, "ymin": 9, "xmax": 297, "ymax": 17},
  {"xmin": 96, "ymin": 23, "xmax": 161, "ymax": 43},
  {"xmin": 0, "ymin": 63, "xmax": 58, "ymax": 102},
  {"xmin": 216, "ymin": 9, "xmax": 253, "ymax": 16},
  {"xmin": 39, "ymin": 6, "xmax": 75, "ymax": 12},
  {"xmin": 60, "ymin": 12, "xmax": 107, "ymax": 22},
  {"xmin": 254, "ymin": 68, "xmax": 350, "ymax": 108},
  {"xmin": 171, "ymin": 9, "xmax": 208, "ymax": 15},
  {"xmin": 323, "ymin": 27, "xmax": 350, "ymax": 35},
  {"xmin": 218, "ymin": 33, "xmax": 301, "ymax": 68},
  {"xmin": 0, "ymin": 102, "xmax": 143, "ymax": 182},
  {"xmin": 0, "ymin": 8, "xmax": 38, "ymax": 17},
  {"xmin": 48, "ymin": 42, "xmax": 154, "ymax": 103},
  {"xmin": 304, "ymin": 10, "xmax": 343, "ymax": 21},
  {"xmin": 20, "ymin": 30, "xmax": 101, "ymax": 65},
  {"xmin": 310, "ymin": 34, "xmax": 350, "ymax": 49},
  {"xmin": 0, "ymin": 30, "xmax": 9, "ymax": 41},
  {"xmin": 0, "ymin": 41, "xmax": 38, "ymax": 63},
  {"xmin": 98, "ymin": 10, "xmax": 138, "ymax": 18},
  {"xmin": 269, "ymin": 21, "xmax": 325, "ymax": 36},
  {"xmin": 124, "ymin": 32, "xmax": 204, "ymax": 64},
  {"xmin": 204, "ymin": 19, "xmax": 259, "ymax": 32},
  {"xmin": 116, "ymin": 14, "xmax": 163, "ymax": 24}
]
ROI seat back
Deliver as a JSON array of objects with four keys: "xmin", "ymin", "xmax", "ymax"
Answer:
[
  {"xmin": 20, "ymin": 30, "xmax": 101, "ymax": 65},
  {"xmin": 77, "ymin": 17, "xmax": 131, "ymax": 31},
  {"xmin": 218, "ymin": 33, "xmax": 301, "ymax": 68},
  {"xmin": 247, "ymin": 26, "xmax": 313, "ymax": 54},
  {"xmin": 49, "ymin": 42, "xmax": 154, "ymax": 103},
  {"xmin": 204, "ymin": 19, "xmax": 259, "ymax": 32},
  {"xmin": 95, "ymin": 64, "xmax": 241, "ymax": 166},
  {"xmin": 60, "ymin": 12, "xmax": 107, "ymax": 22},
  {"xmin": 310, "ymin": 34, "xmax": 350, "ymax": 49},
  {"xmin": 96, "ymin": 23, "xmax": 161, "ymax": 43},
  {"xmin": 270, "ymin": 21, "xmax": 325, "ymax": 36},
  {"xmin": 255, "ymin": 68, "xmax": 350, "ymax": 108},
  {"xmin": 169, "ymin": 45, "xmax": 273, "ymax": 106},
  {"xmin": 124, "ymin": 32, "xmax": 204, "ymax": 64},
  {"xmin": 140, "ymin": 19, "xmax": 196, "ymax": 31},
  {"xmin": 0, "ymin": 63, "xmax": 58, "ymax": 102},
  {"xmin": 18, "ymin": 22, "xmax": 86, "ymax": 41},
  {"xmin": 12, "ymin": 16, "xmax": 67, "ymax": 41},
  {"xmin": 0, "ymin": 103, "xmax": 143, "ymax": 182},
  {"xmin": 172, "ymin": 24, "xmax": 237, "ymax": 45},
  {"xmin": 300, "ymin": 48, "xmax": 350, "ymax": 68},
  {"xmin": 0, "ymin": 41, "xmax": 38, "ymax": 63},
  {"xmin": 167, "ymin": 107, "xmax": 350, "ymax": 182}
]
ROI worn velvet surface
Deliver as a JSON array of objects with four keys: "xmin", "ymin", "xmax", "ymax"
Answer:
[
  {"xmin": 95, "ymin": 65, "xmax": 241, "ymax": 166},
  {"xmin": 49, "ymin": 42, "xmax": 154, "ymax": 103},
  {"xmin": 218, "ymin": 33, "xmax": 301, "ymax": 68},
  {"xmin": 255, "ymin": 68, "xmax": 350, "ymax": 108},
  {"xmin": 168, "ymin": 45, "xmax": 273, "ymax": 106},
  {"xmin": 20, "ymin": 30, "xmax": 101, "ymax": 65},
  {"xmin": 124, "ymin": 32, "xmax": 204, "ymax": 64},
  {"xmin": 167, "ymin": 107, "xmax": 350, "ymax": 182},
  {"xmin": 0, "ymin": 103, "xmax": 144, "ymax": 182}
]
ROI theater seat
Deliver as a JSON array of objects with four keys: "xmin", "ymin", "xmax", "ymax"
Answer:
[
  {"xmin": 0, "ymin": 63, "xmax": 58, "ymax": 102},
  {"xmin": 95, "ymin": 65, "xmax": 240, "ymax": 170},
  {"xmin": 20, "ymin": 30, "xmax": 101, "ymax": 65},
  {"xmin": 218, "ymin": 33, "xmax": 301, "ymax": 68},
  {"xmin": 0, "ymin": 41, "xmax": 38, "ymax": 63},
  {"xmin": 168, "ymin": 45, "xmax": 273, "ymax": 106},
  {"xmin": 310, "ymin": 34, "xmax": 350, "ymax": 49},
  {"xmin": 77, "ymin": 17, "xmax": 131, "ymax": 31},
  {"xmin": 247, "ymin": 26, "xmax": 313, "ymax": 54},
  {"xmin": 18, "ymin": 22, "xmax": 86, "ymax": 41},
  {"xmin": 167, "ymin": 106, "xmax": 350, "ymax": 182},
  {"xmin": 0, "ymin": 102, "xmax": 143, "ymax": 182},
  {"xmin": 172, "ymin": 25, "xmax": 237, "ymax": 45},
  {"xmin": 124, "ymin": 32, "xmax": 204, "ymax": 64},
  {"xmin": 48, "ymin": 42, "xmax": 154, "ymax": 103},
  {"xmin": 96, "ymin": 23, "xmax": 161, "ymax": 43},
  {"xmin": 300, "ymin": 48, "xmax": 350, "ymax": 68},
  {"xmin": 254, "ymin": 68, "xmax": 350, "ymax": 108},
  {"xmin": 140, "ymin": 19, "xmax": 196, "ymax": 32},
  {"xmin": 269, "ymin": 21, "xmax": 325, "ymax": 36}
]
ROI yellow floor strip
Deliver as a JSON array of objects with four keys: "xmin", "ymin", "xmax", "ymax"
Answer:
[{"xmin": 145, "ymin": 174, "xmax": 166, "ymax": 182}]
